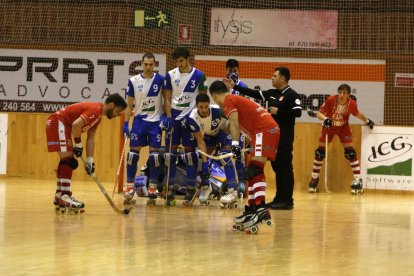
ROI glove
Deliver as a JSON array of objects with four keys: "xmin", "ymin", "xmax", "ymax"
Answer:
[
  {"xmin": 367, "ymin": 119, "xmax": 374, "ymax": 129},
  {"xmin": 323, "ymin": 118, "xmax": 333, "ymax": 129},
  {"xmin": 231, "ymin": 144, "xmax": 242, "ymax": 160},
  {"xmin": 160, "ymin": 114, "xmax": 175, "ymax": 132},
  {"xmin": 85, "ymin": 157, "xmax": 95, "ymax": 175},
  {"xmin": 227, "ymin": 72, "xmax": 239, "ymax": 83},
  {"xmin": 73, "ymin": 143, "xmax": 83, "ymax": 157},
  {"xmin": 123, "ymin": 121, "xmax": 130, "ymax": 137}
]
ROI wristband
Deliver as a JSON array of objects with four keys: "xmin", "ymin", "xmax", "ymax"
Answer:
[
  {"xmin": 87, "ymin": 157, "xmax": 94, "ymax": 163},
  {"xmin": 232, "ymin": 141, "xmax": 239, "ymax": 146}
]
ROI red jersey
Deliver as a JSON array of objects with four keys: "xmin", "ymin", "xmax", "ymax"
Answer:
[
  {"xmin": 222, "ymin": 94, "xmax": 278, "ymax": 138},
  {"xmin": 319, "ymin": 95, "xmax": 359, "ymax": 127},
  {"xmin": 54, "ymin": 102, "xmax": 103, "ymax": 132}
]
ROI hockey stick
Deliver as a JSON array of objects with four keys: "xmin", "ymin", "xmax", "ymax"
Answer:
[
  {"xmin": 80, "ymin": 157, "xmax": 131, "ymax": 214},
  {"xmin": 112, "ymin": 136, "xmax": 128, "ymax": 199},
  {"xmin": 164, "ymin": 128, "xmax": 174, "ymax": 207},
  {"xmin": 197, "ymin": 148, "xmax": 252, "ymax": 160},
  {"xmin": 324, "ymin": 131, "xmax": 332, "ymax": 194}
]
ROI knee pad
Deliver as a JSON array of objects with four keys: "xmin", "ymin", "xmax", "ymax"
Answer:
[
  {"xmin": 148, "ymin": 152, "xmax": 161, "ymax": 167},
  {"xmin": 184, "ymin": 152, "xmax": 198, "ymax": 166},
  {"xmin": 344, "ymin": 147, "xmax": 357, "ymax": 160},
  {"xmin": 127, "ymin": 150, "xmax": 139, "ymax": 165},
  {"xmin": 164, "ymin": 152, "xmax": 177, "ymax": 167},
  {"xmin": 60, "ymin": 158, "xmax": 78, "ymax": 170},
  {"xmin": 243, "ymin": 162, "xmax": 264, "ymax": 181},
  {"xmin": 315, "ymin": 148, "xmax": 326, "ymax": 159}
]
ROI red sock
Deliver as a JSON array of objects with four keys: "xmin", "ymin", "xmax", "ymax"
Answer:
[{"xmin": 57, "ymin": 157, "xmax": 73, "ymax": 196}]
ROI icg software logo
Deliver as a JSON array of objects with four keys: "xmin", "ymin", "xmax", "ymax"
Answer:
[{"xmin": 367, "ymin": 136, "xmax": 412, "ymax": 176}]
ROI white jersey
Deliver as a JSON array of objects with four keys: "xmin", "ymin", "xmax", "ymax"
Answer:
[
  {"xmin": 164, "ymin": 67, "xmax": 208, "ymax": 120},
  {"xmin": 126, "ymin": 73, "xmax": 164, "ymax": 122},
  {"xmin": 186, "ymin": 105, "xmax": 228, "ymax": 137}
]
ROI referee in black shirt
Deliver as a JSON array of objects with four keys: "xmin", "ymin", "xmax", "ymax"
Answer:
[{"xmin": 223, "ymin": 67, "xmax": 302, "ymax": 210}]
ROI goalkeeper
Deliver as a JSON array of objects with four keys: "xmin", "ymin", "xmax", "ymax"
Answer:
[{"xmin": 308, "ymin": 84, "xmax": 375, "ymax": 194}]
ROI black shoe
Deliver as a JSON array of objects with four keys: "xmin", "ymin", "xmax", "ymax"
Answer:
[{"xmin": 269, "ymin": 202, "xmax": 294, "ymax": 210}]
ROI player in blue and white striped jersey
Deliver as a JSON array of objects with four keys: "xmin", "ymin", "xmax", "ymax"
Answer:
[
  {"xmin": 122, "ymin": 53, "xmax": 165, "ymax": 205},
  {"xmin": 182, "ymin": 93, "xmax": 239, "ymax": 208},
  {"xmin": 161, "ymin": 47, "xmax": 208, "ymax": 206}
]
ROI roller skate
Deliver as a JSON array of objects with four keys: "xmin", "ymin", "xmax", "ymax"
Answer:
[
  {"xmin": 183, "ymin": 186, "xmax": 198, "ymax": 207},
  {"xmin": 243, "ymin": 205, "xmax": 273, "ymax": 234},
  {"xmin": 220, "ymin": 188, "xmax": 238, "ymax": 209},
  {"xmin": 233, "ymin": 205, "xmax": 256, "ymax": 231},
  {"xmin": 55, "ymin": 192, "xmax": 85, "ymax": 214},
  {"xmin": 123, "ymin": 184, "xmax": 136, "ymax": 205},
  {"xmin": 351, "ymin": 178, "xmax": 364, "ymax": 195},
  {"xmin": 164, "ymin": 184, "xmax": 179, "ymax": 206},
  {"xmin": 198, "ymin": 184, "xmax": 212, "ymax": 206},
  {"xmin": 146, "ymin": 183, "xmax": 157, "ymax": 206},
  {"xmin": 308, "ymin": 175, "xmax": 319, "ymax": 193}
]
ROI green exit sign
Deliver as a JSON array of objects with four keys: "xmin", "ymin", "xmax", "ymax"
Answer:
[{"xmin": 134, "ymin": 10, "xmax": 171, "ymax": 29}]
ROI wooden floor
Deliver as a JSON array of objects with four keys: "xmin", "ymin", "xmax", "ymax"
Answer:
[{"xmin": 1, "ymin": 178, "xmax": 414, "ymax": 275}]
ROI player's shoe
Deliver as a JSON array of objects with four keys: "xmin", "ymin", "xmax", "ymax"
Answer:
[
  {"xmin": 220, "ymin": 188, "xmax": 238, "ymax": 209},
  {"xmin": 123, "ymin": 184, "xmax": 136, "ymax": 205},
  {"xmin": 198, "ymin": 184, "xmax": 212, "ymax": 206},
  {"xmin": 308, "ymin": 177, "xmax": 319, "ymax": 193},
  {"xmin": 243, "ymin": 204, "xmax": 272, "ymax": 234},
  {"xmin": 351, "ymin": 179, "xmax": 364, "ymax": 195},
  {"xmin": 56, "ymin": 193, "xmax": 85, "ymax": 214},
  {"xmin": 164, "ymin": 184, "xmax": 179, "ymax": 206},
  {"xmin": 146, "ymin": 183, "xmax": 157, "ymax": 206},
  {"xmin": 233, "ymin": 205, "xmax": 256, "ymax": 231}
]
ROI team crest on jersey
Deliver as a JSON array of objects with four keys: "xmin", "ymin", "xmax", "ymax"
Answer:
[
  {"xmin": 279, "ymin": 96, "xmax": 284, "ymax": 101},
  {"xmin": 175, "ymin": 79, "xmax": 180, "ymax": 86},
  {"xmin": 138, "ymin": 84, "xmax": 144, "ymax": 92}
]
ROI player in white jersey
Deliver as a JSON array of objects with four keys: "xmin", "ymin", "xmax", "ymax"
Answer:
[
  {"xmin": 182, "ymin": 93, "xmax": 239, "ymax": 208},
  {"xmin": 161, "ymin": 47, "xmax": 208, "ymax": 206},
  {"xmin": 123, "ymin": 53, "xmax": 165, "ymax": 205}
]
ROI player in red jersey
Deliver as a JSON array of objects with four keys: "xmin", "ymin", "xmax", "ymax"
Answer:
[
  {"xmin": 209, "ymin": 80, "xmax": 280, "ymax": 233},
  {"xmin": 46, "ymin": 93, "xmax": 127, "ymax": 213},
  {"xmin": 308, "ymin": 84, "xmax": 374, "ymax": 194}
]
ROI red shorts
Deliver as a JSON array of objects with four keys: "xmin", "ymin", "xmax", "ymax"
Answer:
[
  {"xmin": 45, "ymin": 115, "xmax": 73, "ymax": 152},
  {"xmin": 250, "ymin": 126, "xmax": 280, "ymax": 161},
  {"xmin": 319, "ymin": 124, "xmax": 353, "ymax": 144}
]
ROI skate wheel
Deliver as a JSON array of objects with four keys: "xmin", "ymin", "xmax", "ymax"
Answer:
[
  {"xmin": 266, "ymin": 220, "xmax": 272, "ymax": 227},
  {"xmin": 233, "ymin": 203, "xmax": 238, "ymax": 209},
  {"xmin": 219, "ymin": 203, "xmax": 225, "ymax": 209},
  {"xmin": 60, "ymin": 208, "xmax": 66, "ymax": 214},
  {"xmin": 73, "ymin": 209, "xmax": 79, "ymax": 214},
  {"xmin": 235, "ymin": 224, "xmax": 243, "ymax": 231},
  {"xmin": 54, "ymin": 206, "xmax": 60, "ymax": 212},
  {"xmin": 248, "ymin": 226, "xmax": 259, "ymax": 234},
  {"xmin": 206, "ymin": 201, "xmax": 210, "ymax": 206}
]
